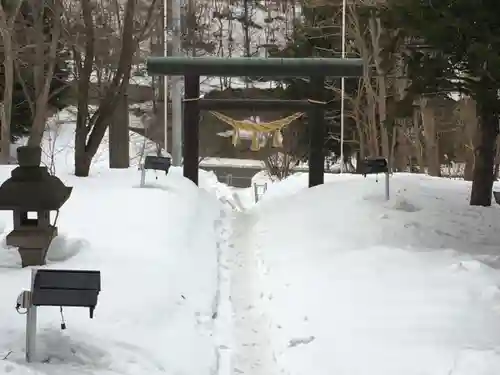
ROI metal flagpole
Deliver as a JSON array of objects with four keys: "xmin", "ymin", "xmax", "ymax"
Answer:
[
  {"xmin": 163, "ymin": 0, "xmax": 169, "ymax": 155},
  {"xmin": 340, "ymin": 0, "xmax": 346, "ymax": 173},
  {"xmin": 171, "ymin": 0, "xmax": 183, "ymax": 166}
]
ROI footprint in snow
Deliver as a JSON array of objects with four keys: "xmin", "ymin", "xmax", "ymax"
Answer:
[{"xmin": 288, "ymin": 336, "xmax": 315, "ymax": 348}]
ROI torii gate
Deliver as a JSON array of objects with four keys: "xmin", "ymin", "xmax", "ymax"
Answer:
[{"xmin": 146, "ymin": 56, "xmax": 363, "ymax": 187}]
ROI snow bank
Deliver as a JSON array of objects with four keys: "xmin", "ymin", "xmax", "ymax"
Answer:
[
  {"xmin": 249, "ymin": 173, "xmax": 500, "ymax": 375},
  {"xmin": 0, "ymin": 117, "xmax": 230, "ymax": 374}
]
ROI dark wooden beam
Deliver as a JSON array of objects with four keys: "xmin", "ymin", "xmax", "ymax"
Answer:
[{"xmin": 147, "ymin": 56, "xmax": 363, "ymax": 77}]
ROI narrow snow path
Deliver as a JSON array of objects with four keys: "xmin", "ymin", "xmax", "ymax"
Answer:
[
  {"xmin": 228, "ymin": 211, "xmax": 279, "ymax": 375},
  {"xmin": 212, "ymin": 206, "xmax": 233, "ymax": 375}
]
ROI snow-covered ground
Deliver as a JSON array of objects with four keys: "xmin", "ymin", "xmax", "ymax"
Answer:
[
  {"xmin": 1, "ymin": 119, "xmax": 500, "ymax": 374},
  {"xmin": 0, "ymin": 121, "xmax": 237, "ymax": 374},
  {"xmin": 0, "ymin": 167, "xmax": 226, "ymax": 375},
  {"xmin": 244, "ymin": 173, "xmax": 500, "ymax": 375}
]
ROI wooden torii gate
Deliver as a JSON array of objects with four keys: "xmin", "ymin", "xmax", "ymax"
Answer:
[{"xmin": 146, "ymin": 56, "xmax": 363, "ymax": 187}]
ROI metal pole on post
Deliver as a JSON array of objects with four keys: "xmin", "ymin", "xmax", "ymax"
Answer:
[
  {"xmin": 163, "ymin": 0, "xmax": 169, "ymax": 155},
  {"xmin": 140, "ymin": 166, "xmax": 146, "ymax": 187},
  {"xmin": 385, "ymin": 171, "xmax": 390, "ymax": 201},
  {"xmin": 26, "ymin": 268, "xmax": 38, "ymax": 363},
  {"xmin": 171, "ymin": 0, "xmax": 183, "ymax": 166},
  {"xmin": 339, "ymin": 0, "xmax": 346, "ymax": 173}
]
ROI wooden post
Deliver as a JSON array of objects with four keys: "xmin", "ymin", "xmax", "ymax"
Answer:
[
  {"xmin": 183, "ymin": 75, "xmax": 200, "ymax": 185},
  {"xmin": 308, "ymin": 76, "xmax": 326, "ymax": 187}
]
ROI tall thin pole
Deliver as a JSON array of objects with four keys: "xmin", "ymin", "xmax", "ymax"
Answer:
[
  {"xmin": 340, "ymin": 0, "xmax": 346, "ymax": 173},
  {"xmin": 26, "ymin": 268, "xmax": 38, "ymax": 362},
  {"xmin": 163, "ymin": 0, "xmax": 169, "ymax": 155},
  {"xmin": 171, "ymin": 0, "xmax": 183, "ymax": 166}
]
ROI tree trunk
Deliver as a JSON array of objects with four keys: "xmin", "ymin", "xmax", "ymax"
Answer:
[
  {"xmin": 74, "ymin": 0, "xmax": 94, "ymax": 177},
  {"xmin": 356, "ymin": 125, "xmax": 366, "ymax": 172},
  {"xmin": 420, "ymin": 98, "xmax": 440, "ymax": 176},
  {"xmin": 109, "ymin": 92, "xmax": 130, "ymax": 168},
  {"xmin": 413, "ymin": 109, "xmax": 425, "ymax": 173},
  {"xmin": 456, "ymin": 97, "xmax": 478, "ymax": 181},
  {"xmin": 243, "ymin": 0, "xmax": 250, "ymax": 58},
  {"xmin": 75, "ymin": 151, "xmax": 93, "ymax": 177},
  {"xmin": 393, "ymin": 124, "xmax": 407, "ymax": 171},
  {"xmin": 377, "ymin": 76, "xmax": 390, "ymax": 160},
  {"xmin": 368, "ymin": 94, "xmax": 379, "ymax": 155},
  {"xmin": 27, "ymin": 0, "xmax": 62, "ymax": 147},
  {"xmin": 494, "ymin": 137, "xmax": 500, "ymax": 180},
  {"xmin": 470, "ymin": 90, "xmax": 499, "ymax": 206},
  {"xmin": 0, "ymin": 28, "xmax": 13, "ymax": 164},
  {"xmin": 464, "ymin": 151, "xmax": 474, "ymax": 181}
]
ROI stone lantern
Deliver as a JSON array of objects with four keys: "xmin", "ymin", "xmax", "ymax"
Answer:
[{"xmin": 0, "ymin": 146, "xmax": 73, "ymax": 267}]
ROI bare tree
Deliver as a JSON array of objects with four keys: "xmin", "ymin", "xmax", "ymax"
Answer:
[
  {"xmin": 14, "ymin": 0, "xmax": 63, "ymax": 147},
  {"xmin": 66, "ymin": 0, "xmax": 158, "ymax": 176},
  {"xmin": 264, "ymin": 151, "xmax": 296, "ymax": 179},
  {"xmin": 0, "ymin": 0, "xmax": 22, "ymax": 163},
  {"xmin": 348, "ymin": 2, "xmax": 386, "ymax": 158}
]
